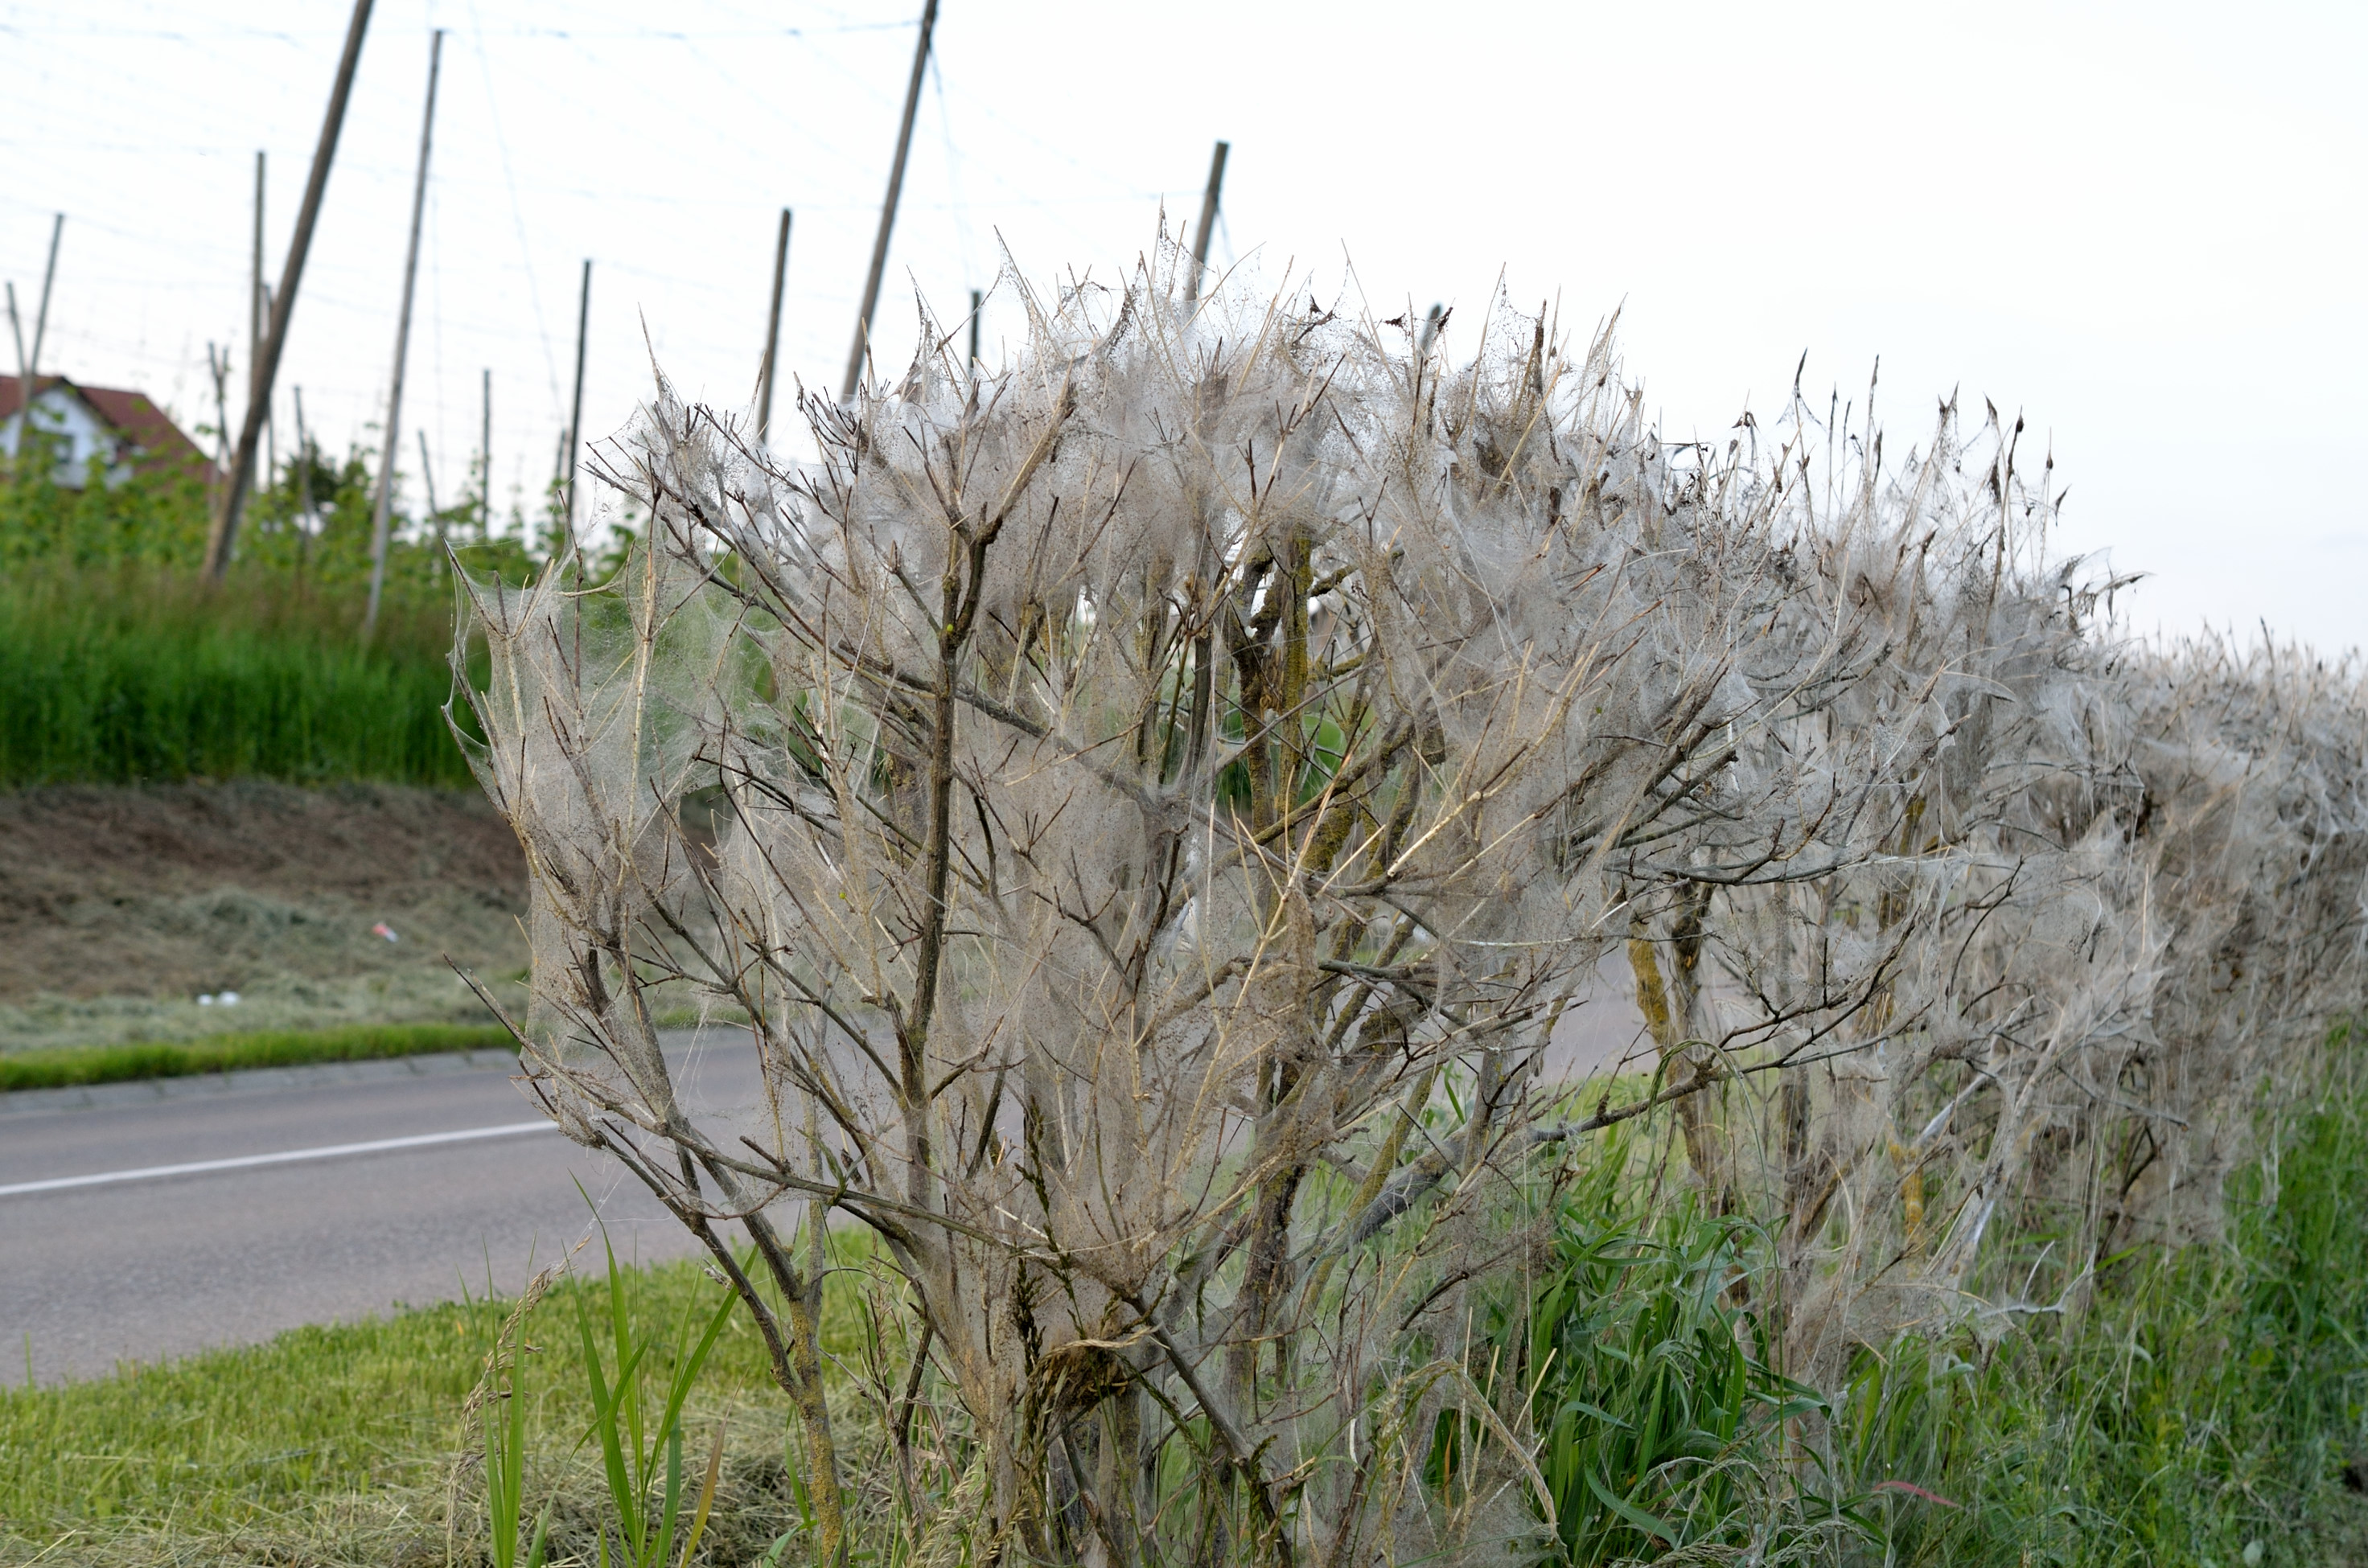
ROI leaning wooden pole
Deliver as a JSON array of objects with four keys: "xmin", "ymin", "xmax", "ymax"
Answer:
[
  {"xmin": 757, "ymin": 207, "xmax": 791, "ymax": 445},
  {"xmin": 253, "ymin": 161, "xmax": 277, "ymax": 481},
  {"xmin": 365, "ymin": 27, "xmax": 444, "ymax": 634},
  {"xmin": 249, "ymin": 154, "xmax": 265, "ymax": 402},
  {"xmin": 1183, "ymin": 140, "xmax": 1227, "ymax": 306},
  {"xmin": 840, "ymin": 0, "xmax": 939, "ymax": 402},
  {"xmin": 204, "ymin": 0, "xmax": 375, "ymax": 583}
]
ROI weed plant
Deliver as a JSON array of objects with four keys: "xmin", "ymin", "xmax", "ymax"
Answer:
[
  {"xmin": 1464, "ymin": 1135, "xmax": 1841, "ymax": 1564},
  {"xmin": 560, "ymin": 1236, "xmax": 738, "ymax": 1568}
]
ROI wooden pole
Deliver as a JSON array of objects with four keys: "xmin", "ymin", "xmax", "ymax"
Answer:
[
  {"xmin": 365, "ymin": 27, "xmax": 443, "ymax": 634},
  {"xmin": 205, "ymin": 0, "xmax": 376, "ymax": 583},
  {"xmin": 968, "ymin": 288, "xmax": 981, "ymax": 371},
  {"xmin": 418, "ymin": 427, "xmax": 445, "ymax": 571},
  {"xmin": 1184, "ymin": 141, "xmax": 1227, "ymax": 306},
  {"xmin": 253, "ymin": 162, "xmax": 276, "ymax": 484},
  {"xmin": 263, "ymin": 285, "xmax": 277, "ymax": 482},
  {"xmin": 757, "ymin": 207, "xmax": 791, "ymax": 445},
  {"xmin": 841, "ymin": 0, "xmax": 939, "ymax": 402},
  {"xmin": 205, "ymin": 343, "xmax": 230, "ymax": 516},
  {"xmin": 479, "ymin": 366, "xmax": 491, "ymax": 535},
  {"xmin": 27, "ymin": 213, "xmax": 62, "ymax": 377},
  {"xmin": 561, "ymin": 258, "xmax": 590, "ymax": 553}
]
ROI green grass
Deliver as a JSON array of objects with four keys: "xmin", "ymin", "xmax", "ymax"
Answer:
[
  {"xmin": 1840, "ymin": 1032, "xmax": 2368, "ymax": 1567},
  {"xmin": 1491, "ymin": 1176, "xmax": 1836, "ymax": 1562},
  {"xmin": 0, "ymin": 430, "xmax": 548, "ymax": 790},
  {"xmin": 0, "ymin": 568, "xmax": 472, "ymax": 788},
  {"xmin": 0, "ymin": 1023, "xmax": 516, "ymax": 1092},
  {"xmin": 0, "ymin": 1247, "xmax": 869, "ymax": 1566}
]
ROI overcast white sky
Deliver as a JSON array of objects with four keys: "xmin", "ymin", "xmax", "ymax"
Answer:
[{"xmin": 4, "ymin": 0, "xmax": 2361, "ymax": 649}]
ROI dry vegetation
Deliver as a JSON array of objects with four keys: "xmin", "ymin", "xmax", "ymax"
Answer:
[
  {"xmin": 442, "ymin": 244, "xmax": 2368, "ymax": 1566},
  {"xmin": 0, "ymin": 782, "xmax": 525, "ymax": 1050}
]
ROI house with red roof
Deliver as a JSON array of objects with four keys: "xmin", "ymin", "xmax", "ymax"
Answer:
[{"xmin": 0, "ymin": 373, "xmax": 208, "ymax": 488}]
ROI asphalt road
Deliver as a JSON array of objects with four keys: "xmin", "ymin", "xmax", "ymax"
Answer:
[{"xmin": 0, "ymin": 1033, "xmax": 766, "ymax": 1388}]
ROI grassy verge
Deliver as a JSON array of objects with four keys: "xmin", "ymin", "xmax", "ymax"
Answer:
[
  {"xmin": 1474, "ymin": 1033, "xmax": 2368, "ymax": 1566},
  {"xmin": 0, "ymin": 568, "xmax": 471, "ymax": 788},
  {"xmin": 0, "ymin": 1023, "xmax": 516, "ymax": 1093},
  {"xmin": 0, "ymin": 1252, "xmax": 855, "ymax": 1566}
]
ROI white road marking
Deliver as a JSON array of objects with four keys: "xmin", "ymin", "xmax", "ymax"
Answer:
[{"xmin": 0, "ymin": 1120, "xmax": 560, "ymax": 1198}]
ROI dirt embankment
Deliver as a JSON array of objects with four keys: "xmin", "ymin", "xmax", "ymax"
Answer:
[{"xmin": 0, "ymin": 782, "xmax": 528, "ymax": 1051}]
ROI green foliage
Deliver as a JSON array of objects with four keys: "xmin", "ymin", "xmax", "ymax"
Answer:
[
  {"xmin": 570, "ymin": 1232, "xmax": 738, "ymax": 1568},
  {"xmin": 0, "ymin": 441, "xmax": 210, "ymax": 570},
  {"xmin": 1465, "ymin": 1135, "xmax": 1846, "ymax": 1565},
  {"xmin": 232, "ymin": 436, "xmax": 543, "ymax": 593},
  {"xmin": 2, "ymin": 423, "xmax": 541, "ymax": 589},
  {"xmin": 0, "ymin": 1023, "xmax": 515, "ymax": 1091}
]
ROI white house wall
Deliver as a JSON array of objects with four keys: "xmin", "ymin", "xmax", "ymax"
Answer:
[{"xmin": 0, "ymin": 388, "xmax": 126, "ymax": 488}]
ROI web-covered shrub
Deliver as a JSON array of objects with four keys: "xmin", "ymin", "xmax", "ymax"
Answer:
[{"xmin": 456, "ymin": 248, "xmax": 2368, "ymax": 1563}]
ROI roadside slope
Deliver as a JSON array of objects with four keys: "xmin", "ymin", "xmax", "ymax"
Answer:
[{"xmin": 0, "ymin": 782, "xmax": 527, "ymax": 1051}]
